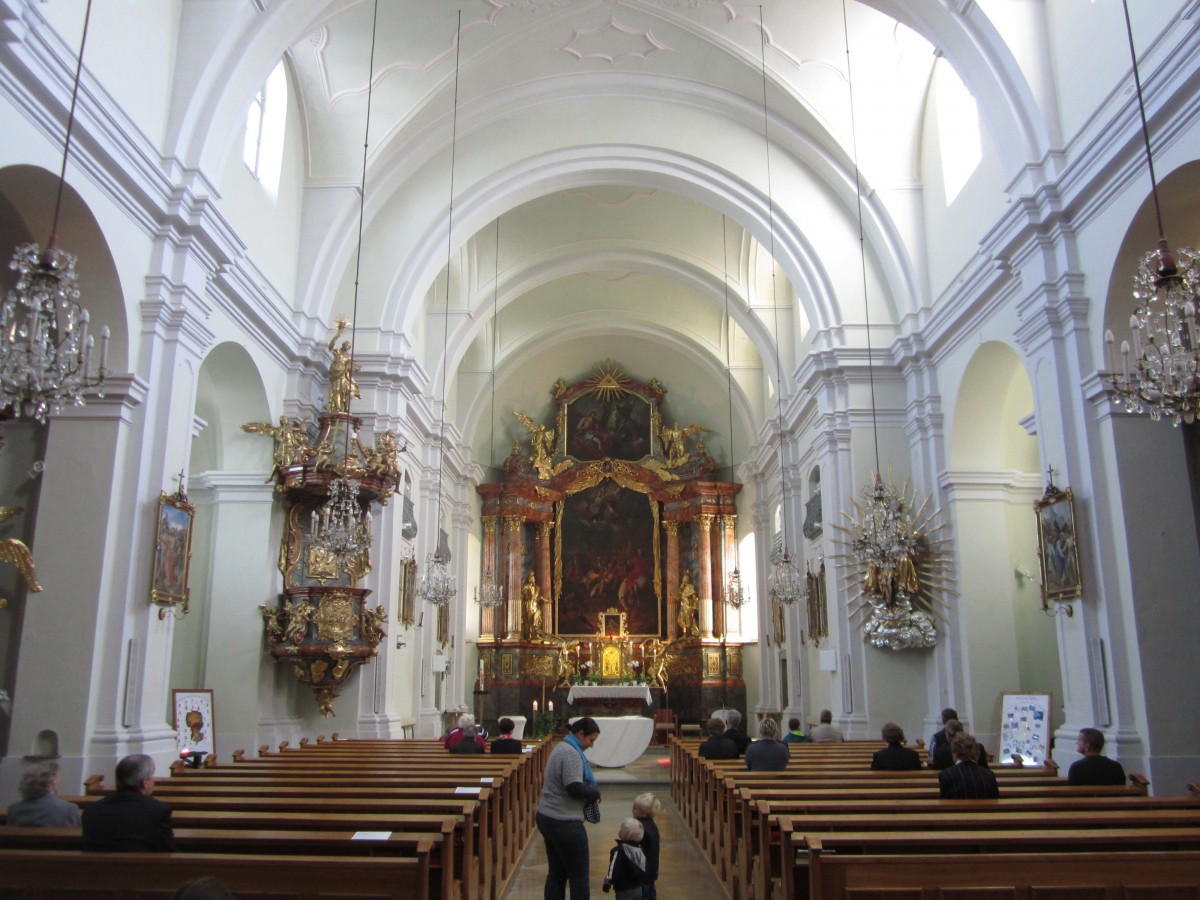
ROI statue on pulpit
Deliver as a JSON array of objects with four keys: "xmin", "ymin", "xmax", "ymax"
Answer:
[
  {"xmin": 521, "ymin": 571, "xmax": 544, "ymax": 640},
  {"xmin": 677, "ymin": 571, "xmax": 700, "ymax": 637}
]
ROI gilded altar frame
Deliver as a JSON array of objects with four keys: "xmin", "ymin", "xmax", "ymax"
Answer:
[{"xmin": 151, "ymin": 491, "xmax": 194, "ymax": 616}]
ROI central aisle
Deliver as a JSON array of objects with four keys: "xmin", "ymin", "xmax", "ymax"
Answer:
[{"xmin": 501, "ymin": 750, "xmax": 726, "ymax": 899}]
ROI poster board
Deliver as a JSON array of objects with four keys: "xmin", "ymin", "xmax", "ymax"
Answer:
[
  {"xmin": 172, "ymin": 688, "xmax": 215, "ymax": 758},
  {"xmin": 997, "ymin": 692, "xmax": 1051, "ymax": 766}
]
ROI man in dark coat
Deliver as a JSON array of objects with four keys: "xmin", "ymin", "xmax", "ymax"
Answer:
[
  {"xmin": 490, "ymin": 717, "xmax": 524, "ymax": 754},
  {"xmin": 927, "ymin": 707, "xmax": 957, "ymax": 763},
  {"xmin": 1067, "ymin": 728, "xmax": 1127, "ymax": 786},
  {"xmin": 721, "ymin": 709, "xmax": 751, "ymax": 756},
  {"xmin": 939, "ymin": 732, "xmax": 1000, "ymax": 799},
  {"xmin": 698, "ymin": 717, "xmax": 738, "ymax": 760},
  {"xmin": 82, "ymin": 754, "xmax": 175, "ymax": 851},
  {"xmin": 870, "ymin": 722, "xmax": 922, "ymax": 771}
]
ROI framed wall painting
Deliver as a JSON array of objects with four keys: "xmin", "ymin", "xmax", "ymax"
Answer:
[
  {"xmin": 397, "ymin": 555, "xmax": 418, "ymax": 628},
  {"xmin": 997, "ymin": 692, "xmax": 1051, "ymax": 766},
  {"xmin": 151, "ymin": 491, "xmax": 195, "ymax": 615},
  {"xmin": 172, "ymin": 688, "xmax": 215, "ymax": 758},
  {"xmin": 1034, "ymin": 485, "xmax": 1081, "ymax": 604}
]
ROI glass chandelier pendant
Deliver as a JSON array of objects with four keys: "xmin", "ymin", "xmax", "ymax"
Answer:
[
  {"xmin": 1, "ymin": 242, "xmax": 109, "ymax": 422},
  {"xmin": 311, "ymin": 475, "xmax": 370, "ymax": 564},
  {"xmin": 1104, "ymin": 240, "xmax": 1200, "ymax": 425},
  {"xmin": 725, "ymin": 566, "xmax": 747, "ymax": 610},
  {"xmin": 769, "ymin": 547, "xmax": 804, "ymax": 606},
  {"xmin": 474, "ymin": 568, "xmax": 504, "ymax": 609},
  {"xmin": 418, "ymin": 550, "xmax": 456, "ymax": 608}
]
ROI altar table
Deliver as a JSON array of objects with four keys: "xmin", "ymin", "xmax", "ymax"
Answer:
[
  {"xmin": 566, "ymin": 684, "xmax": 653, "ymax": 705},
  {"xmin": 570, "ymin": 715, "xmax": 654, "ymax": 768}
]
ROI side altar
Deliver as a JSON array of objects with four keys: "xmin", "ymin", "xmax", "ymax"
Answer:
[{"xmin": 473, "ymin": 363, "xmax": 745, "ymax": 733}]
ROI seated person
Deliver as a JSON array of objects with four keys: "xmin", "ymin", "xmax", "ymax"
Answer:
[
  {"xmin": 938, "ymin": 732, "xmax": 1000, "ymax": 799},
  {"xmin": 928, "ymin": 706, "xmax": 957, "ymax": 763},
  {"xmin": 444, "ymin": 713, "xmax": 487, "ymax": 749},
  {"xmin": 490, "ymin": 717, "xmax": 523, "ymax": 754},
  {"xmin": 697, "ymin": 717, "xmax": 738, "ymax": 760},
  {"xmin": 1068, "ymin": 727, "xmax": 1127, "ymax": 786},
  {"xmin": 450, "ymin": 723, "xmax": 486, "ymax": 753},
  {"xmin": 808, "ymin": 709, "xmax": 844, "ymax": 743},
  {"xmin": 782, "ymin": 717, "xmax": 811, "ymax": 743},
  {"xmin": 6, "ymin": 761, "xmax": 81, "ymax": 827},
  {"xmin": 931, "ymin": 719, "xmax": 990, "ymax": 770},
  {"xmin": 745, "ymin": 717, "xmax": 790, "ymax": 771},
  {"xmin": 721, "ymin": 709, "xmax": 751, "ymax": 756},
  {"xmin": 81, "ymin": 754, "xmax": 175, "ymax": 851},
  {"xmin": 870, "ymin": 722, "xmax": 922, "ymax": 771}
]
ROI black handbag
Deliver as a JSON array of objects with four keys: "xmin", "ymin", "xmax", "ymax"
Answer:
[{"xmin": 583, "ymin": 797, "xmax": 601, "ymax": 823}]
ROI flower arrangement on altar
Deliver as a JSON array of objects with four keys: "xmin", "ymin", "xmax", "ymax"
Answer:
[{"xmin": 573, "ymin": 660, "xmax": 595, "ymax": 685}]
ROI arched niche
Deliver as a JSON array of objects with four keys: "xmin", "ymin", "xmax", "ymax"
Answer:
[
  {"xmin": 0, "ymin": 165, "xmax": 129, "ymax": 373},
  {"xmin": 948, "ymin": 341, "xmax": 1060, "ymax": 743}
]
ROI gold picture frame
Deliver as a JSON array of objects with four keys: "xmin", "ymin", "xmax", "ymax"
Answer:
[
  {"xmin": 1034, "ymin": 485, "xmax": 1081, "ymax": 605},
  {"xmin": 151, "ymin": 491, "xmax": 194, "ymax": 616},
  {"xmin": 397, "ymin": 554, "xmax": 418, "ymax": 628}
]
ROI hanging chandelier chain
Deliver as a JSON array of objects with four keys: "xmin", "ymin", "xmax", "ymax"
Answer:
[
  {"xmin": 842, "ymin": 0, "xmax": 881, "ymax": 475},
  {"xmin": 1121, "ymin": 0, "xmax": 1164, "ymax": 239},
  {"xmin": 49, "ymin": 0, "xmax": 93, "ymax": 246}
]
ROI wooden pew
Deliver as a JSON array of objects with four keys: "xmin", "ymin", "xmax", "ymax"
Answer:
[
  {"xmin": 67, "ymin": 793, "xmax": 485, "ymax": 900},
  {"xmin": 0, "ymin": 848, "xmax": 430, "ymax": 899},
  {"xmin": 803, "ymin": 846, "xmax": 1200, "ymax": 900}
]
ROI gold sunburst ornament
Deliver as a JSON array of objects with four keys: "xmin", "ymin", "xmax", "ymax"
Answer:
[
  {"xmin": 833, "ymin": 473, "xmax": 954, "ymax": 651},
  {"xmin": 579, "ymin": 360, "xmax": 636, "ymax": 402}
]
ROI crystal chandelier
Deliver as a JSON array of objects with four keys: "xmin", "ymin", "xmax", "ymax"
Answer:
[
  {"xmin": 419, "ymin": 548, "xmax": 457, "ymax": 608},
  {"xmin": 1, "ymin": 0, "xmax": 108, "ymax": 423},
  {"xmin": 311, "ymin": 475, "xmax": 370, "ymax": 564},
  {"xmin": 757, "ymin": 11, "xmax": 805, "ymax": 609},
  {"xmin": 1101, "ymin": 1, "xmax": 1200, "ymax": 425},
  {"xmin": 769, "ymin": 547, "xmax": 804, "ymax": 607},
  {"xmin": 422, "ymin": 12, "xmax": 464, "ymax": 611}
]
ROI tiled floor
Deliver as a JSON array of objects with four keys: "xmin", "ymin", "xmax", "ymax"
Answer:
[{"xmin": 501, "ymin": 748, "xmax": 725, "ymax": 899}]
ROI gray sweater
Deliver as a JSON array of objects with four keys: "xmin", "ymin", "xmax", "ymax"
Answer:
[{"xmin": 537, "ymin": 739, "xmax": 599, "ymax": 820}]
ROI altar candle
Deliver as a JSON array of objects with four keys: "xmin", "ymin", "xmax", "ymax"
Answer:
[
  {"xmin": 548, "ymin": 700, "xmax": 554, "ymax": 713},
  {"xmin": 533, "ymin": 700, "xmax": 538, "ymax": 715}
]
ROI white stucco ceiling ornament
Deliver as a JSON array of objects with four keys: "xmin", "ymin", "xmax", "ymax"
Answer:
[
  {"xmin": 833, "ymin": 473, "xmax": 954, "ymax": 652},
  {"xmin": 559, "ymin": 17, "xmax": 672, "ymax": 64}
]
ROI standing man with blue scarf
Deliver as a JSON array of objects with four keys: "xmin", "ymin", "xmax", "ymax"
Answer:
[{"xmin": 537, "ymin": 716, "xmax": 603, "ymax": 897}]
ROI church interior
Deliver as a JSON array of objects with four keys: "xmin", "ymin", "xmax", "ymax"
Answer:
[{"xmin": 2, "ymin": 0, "xmax": 1200, "ymax": 810}]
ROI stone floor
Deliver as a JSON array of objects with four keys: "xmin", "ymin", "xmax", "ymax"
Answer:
[{"xmin": 501, "ymin": 747, "xmax": 726, "ymax": 898}]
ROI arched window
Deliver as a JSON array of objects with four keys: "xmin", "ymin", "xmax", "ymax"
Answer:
[
  {"xmin": 243, "ymin": 60, "xmax": 288, "ymax": 197},
  {"xmin": 933, "ymin": 58, "xmax": 981, "ymax": 204}
]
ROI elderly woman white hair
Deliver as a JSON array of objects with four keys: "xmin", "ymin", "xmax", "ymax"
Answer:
[
  {"xmin": 443, "ymin": 712, "xmax": 487, "ymax": 750},
  {"xmin": 7, "ymin": 761, "xmax": 82, "ymax": 827}
]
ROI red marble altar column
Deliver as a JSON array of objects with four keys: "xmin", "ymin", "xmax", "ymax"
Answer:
[
  {"xmin": 664, "ymin": 520, "xmax": 681, "ymax": 640},
  {"xmin": 503, "ymin": 514, "xmax": 525, "ymax": 639},
  {"xmin": 537, "ymin": 520, "xmax": 553, "ymax": 634},
  {"xmin": 720, "ymin": 514, "xmax": 738, "ymax": 636},
  {"xmin": 481, "ymin": 515, "xmax": 498, "ymax": 636},
  {"xmin": 698, "ymin": 513, "xmax": 715, "ymax": 639}
]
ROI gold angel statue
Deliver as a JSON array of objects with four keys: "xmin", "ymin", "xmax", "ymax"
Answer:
[
  {"xmin": 0, "ymin": 507, "xmax": 41, "ymax": 610},
  {"xmin": 242, "ymin": 416, "xmax": 311, "ymax": 481},
  {"xmin": 325, "ymin": 318, "xmax": 362, "ymax": 413},
  {"xmin": 366, "ymin": 430, "xmax": 403, "ymax": 484},
  {"xmin": 514, "ymin": 411, "xmax": 557, "ymax": 479},
  {"xmin": 659, "ymin": 421, "xmax": 712, "ymax": 467}
]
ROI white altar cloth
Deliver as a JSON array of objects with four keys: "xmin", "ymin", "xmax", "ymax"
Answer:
[
  {"xmin": 570, "ymin": 715, "xmax": 654, "ymax": 768},
  {"xmin": 566, "ymin": 684, "xmax": 653, "ymax": 705}
]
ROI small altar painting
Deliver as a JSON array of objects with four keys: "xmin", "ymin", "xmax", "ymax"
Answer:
[{"xmin": 566, "ymin": 393, "xmax": 652, "ymax": 461}]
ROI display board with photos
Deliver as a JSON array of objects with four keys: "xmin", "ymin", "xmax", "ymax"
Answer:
[{"xmin": 997, "ymin": 692, "xmax": 1051, "ymax": 766}]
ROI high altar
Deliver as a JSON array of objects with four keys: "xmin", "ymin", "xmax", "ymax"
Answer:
[{"xmin": 475, "ymin": 362, "xmax": 745, "ymax": 728}]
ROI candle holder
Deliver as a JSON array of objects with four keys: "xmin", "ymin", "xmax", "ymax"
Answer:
[{"xmin": 179, "ymin": 749, "xmax": 207, "ymax": 769}]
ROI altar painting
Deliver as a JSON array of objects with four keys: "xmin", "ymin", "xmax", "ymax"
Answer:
[
  {"xmin": 566, "ymin": 393, "xmax": 652, "ymax": 461},
  {"xmin": 558, "ymin": 480, "xmax": 659, "ymax": 635}
]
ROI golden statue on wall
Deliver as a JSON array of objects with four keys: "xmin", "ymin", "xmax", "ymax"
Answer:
[
  {"xmin": 676, "ymin": 571, "xmax": 700, "ymax": 637},
  {"xmin": 521, "ymin": 571, "xmax": 544, "ymax": 641}
]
